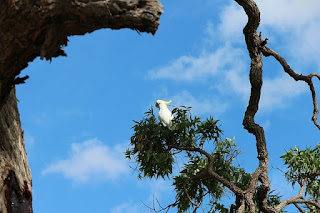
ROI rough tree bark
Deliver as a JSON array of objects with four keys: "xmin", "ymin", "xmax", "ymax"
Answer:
[
  {"xmin": 234, "ymin": 0, "xmax": 272, "ymax": 212},
  {"xmin": 0, "ymin": 0, "xmax": 163, "ymax": 212},
  {"xmin": 0, "ymin": 88, "xmax": 32, "ymax": 213},
  {"xmin": 234, "ymin": 0, "xmax": 320, "ymax": 212},
  {"xmin": 165, "ymin": 1, "xmax": 319, "ymax": 212}
]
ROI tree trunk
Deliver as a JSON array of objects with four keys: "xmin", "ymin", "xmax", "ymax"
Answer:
[
  {"xmin": 0, "ymin": 0, "xmax": 163, "ymax": 212},
  {"xmin": 0, "ymin": 88, "xmax": 32, "ymax": 213}
]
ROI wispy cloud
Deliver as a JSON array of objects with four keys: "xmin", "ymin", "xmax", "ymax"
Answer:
[
  {"xmin": 57, "ymin": 108, "xmax": 93, "ymax": 119},
  {"xmin": 147, "ymin": 1, "xmax": 316, "ymax": 114},
  {"xmin": 257, "ymin": 0, "xmax": 320, "ymax": 67},
  {"xmin": 147, "ymin": 45, "xmax": 245, "ymax": 82},
  {"xmin": 222, "ymin": 68, "xmax": 308, "ymax": 112},
  {"xmin": 111, "ymin": 201, "xmax": 142, "ymax": 213},
  {"xmin": 223, "ymin": 67, "xmax": 250, "ymax": 101},
  {"xmin": 42, "ymin": 139, "xmax": 129, "ymax": 183},
  {"xmin": 260, "ymin": 74, "xmax": 308, "ymax": 111},
  {"xmin": 147, "ymin": 178, "xmax": 174, "ymax": 202},
  {"xmin": 109, "ymin": 179, "xmax": 175, "ymax": 213},
  {"xmin": 24, "ymin": 131, "xmax": 35, "ymax": 147},
  {"xmin": 32, "ymin": 112, "xmax": 48, "ymax": 125},
  {"xmin": 217, "ymin": 3, "xmax": 247, "ymax": 42},
  {"xmin": 257, "ymin": 0, "xmax": 320, "ymax": 28},
  {"xmin": 269, "ymin": 169, "xmax": 299, "ymax": 200},
  {"xmin": 207, "ymin": 0, "xmax": 320, "ymax": 68},
  {"xmin": 171, "ymin": 90, "xmax": 229, "ymax": 116}
]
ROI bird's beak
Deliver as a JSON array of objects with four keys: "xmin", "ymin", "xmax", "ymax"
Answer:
[
  {"xmin": 164, "ymin": 100, "xmax": 172, "ymax": 105},
  {"xmin": 155, "ymin": 102, "xmax": 159, "ymax": 108}
]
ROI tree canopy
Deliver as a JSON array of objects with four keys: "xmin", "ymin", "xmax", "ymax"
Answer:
[{"xmin": 127, "ymin": 106, "xmax": 320, "ymax": 212}]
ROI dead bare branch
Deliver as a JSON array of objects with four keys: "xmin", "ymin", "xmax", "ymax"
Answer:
[
  {"xmin": 261, "ymin": 46, "xmax": 320, "ymax": 130},
  {"xmin": 142, "ymin": 196, "xmax": 180, "ymax": 213}
]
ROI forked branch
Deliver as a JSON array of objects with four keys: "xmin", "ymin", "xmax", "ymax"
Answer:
[
  {"xmin": 274, "ymin": 178, "xmax": 307, "ymax": 211},
  {"xmin": 261, "ymin": 46, "xmax": 320, "ymax": 130},
  {"xmin": 293, "ymin": 199, "xmax": 320, "ymax": 210},
  {"xmin": 170, "ymin": 145, "xmax": 244, "ymax": 197}
]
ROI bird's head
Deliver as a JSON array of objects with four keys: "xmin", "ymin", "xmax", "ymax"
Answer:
[{"xmin": 155, "ymin": 100, "xmax": 172, "ymax": 109}]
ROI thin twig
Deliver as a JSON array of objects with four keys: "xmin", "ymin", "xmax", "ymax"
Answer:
[
  {"xmin": 293, "ymin": 203, "xmax": 305, "ymax": 213},
  {"xmin": 141, "ymin": 196, "xmax": 179, "ymax": 213},
  {"xmin": 183, "ymin": 183, "xmax": 201, "ymax": 210}
]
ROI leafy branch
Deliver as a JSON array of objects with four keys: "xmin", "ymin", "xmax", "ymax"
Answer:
[
  {"xmin": 126, "ymin": 0, "xmax": 320, "ymax": 211},
  {"xmin": 126, "ymin": 107, "xmax": 283, "ymax": 212}
]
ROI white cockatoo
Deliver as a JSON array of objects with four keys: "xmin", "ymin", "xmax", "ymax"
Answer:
[{"xmin": 155, "ymin": 100, "xmax": 174, "ymax": 128}]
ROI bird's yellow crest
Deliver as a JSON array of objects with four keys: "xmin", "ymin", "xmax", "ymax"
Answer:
[{"xmin": 164, "ymin": 100, "xmax": 172, "ymax": 105}]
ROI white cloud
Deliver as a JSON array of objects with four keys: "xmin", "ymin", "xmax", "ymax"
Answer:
[
  {"xmin": 224, "ymin": 69, "xmax": 307, "ymax": 112},
  {"xmin": 148, "ymin": 0, "xmax": 316, "ymax": 115},
  {"xmin": 261, "ymin": 120, "xmax": 271, "ymax": 131},
  {"xmin": 147, "ymin": 179, "xmax": 174, "ymax": 202},
  {"xmin": 111, "ymin": 202, "xmax": 142, "ymax": 213},
  {"xmin": 110, "ymin": 179, "xmax": 175, "ymax": 213},
  {"xmin": 256, "ymin": 0, "xmax": 320, "ymax": 66},
  {"xmin": 223, "ymin": 68, "xmax": 250, "ymax": 101},
  {"xmin": 214, "ymin": 0, "xmax": 320, "ymax": 67},
  {"xmin": 24, "ymin": 131, "xmax": 35, "ymax": 147},
  {"xmin": 260, "ymin": 74, "xmax": 308, "ymax": 111},
  {"xmin": 269, "ymin": 169, "xmax": 299, "ymax": 199},
  {"xmin": 171, "ymin": 90, "xmax": 228, "ymax": 116},
  {"xmin": 219, "ymin": 0, "xmax": 320, "ymax": 39},
  {"xmin": 148, "ymin": 41, "xmax": 308, "ymax": 113},
  {"xmin": 289, "ymin": 20, "xmax": 320, "ymax": 65},
  {"xmin": 42, "ymin": 139, "xmax": 129, "ymax": 183},
  {"xmin": 257, "ymin": 0, "xmax": 320, "ymax": 28},
  {"xmin": 147, "ymin": 45, "xmax": 245, "ymax": 82},
  {"xmin": 218, "ymin": 3, "xmax": 247, "ymax": 42}
]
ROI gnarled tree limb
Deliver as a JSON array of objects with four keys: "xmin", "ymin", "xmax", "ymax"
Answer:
[
  {"xmin": 233, "ymin": 0, "xmax": 272, "ymax": 212},
  {"xmin": 261, "ymin": 46, "xmax": 320, "ymax": 130},
  {"xmin": 0, "ymin": 0, "xmax": 163, "ymax": 108},
  {"xmin": 0, "ymin": 1, "xmax": 163, "ymax": 212}
]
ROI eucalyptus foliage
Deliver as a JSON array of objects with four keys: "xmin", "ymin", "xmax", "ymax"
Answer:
[
  {"xmin": 281, "ymin": 145, "xmax": 320, "ymax": 200},
  {"xmin": 126, "ymin": 107, "xmax": 287, "ymax": 212}
]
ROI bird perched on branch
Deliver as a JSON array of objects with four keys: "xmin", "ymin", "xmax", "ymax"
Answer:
[
  {"xmin": 155, "ymin": 100, "xmax": 174, "ymax": 129},
  {"xmin": 259, "ymin": 38, "xmax": 268, "ymax": 48}
]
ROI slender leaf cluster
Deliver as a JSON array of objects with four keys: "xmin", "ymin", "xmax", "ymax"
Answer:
[
  {"xmin": 281, "ymin": 145, "xmax": 320, "ymax": 199},
  {"xmin": 126, "ymin": 107, "xmax": 252, "ymax": 211},
  {"xmin": 126, "ymin": 107, "xmax": 286, "ymax": 212},
  {"xmin": 126, "ymin": 107, "xmax": 174, "ymax": 179}
]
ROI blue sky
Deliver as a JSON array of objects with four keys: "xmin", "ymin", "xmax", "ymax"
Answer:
[{"xmin": 17, "ymin": 0, "xmax": 320, "ymax": 212}]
